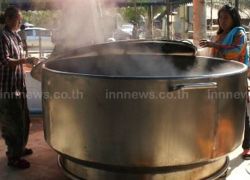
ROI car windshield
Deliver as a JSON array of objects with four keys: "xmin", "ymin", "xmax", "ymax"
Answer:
[{"xmin": 25, "ymin": 28, "xmax": 51, "ymax": 37}]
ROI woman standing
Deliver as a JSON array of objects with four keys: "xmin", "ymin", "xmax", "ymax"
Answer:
[{"xmin": 199, "ymin": 4, "xmax": 250, "ymax": 159}]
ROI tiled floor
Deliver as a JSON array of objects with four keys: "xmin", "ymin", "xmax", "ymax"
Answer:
[{"xmin": 0, "ymin": 116, "xmax": 250, "ymax": 180}]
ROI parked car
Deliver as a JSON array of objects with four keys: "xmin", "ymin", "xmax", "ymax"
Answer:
[
  {"xmin": 23, "ymin": 22, "xmax": 35, "ymax": 28},
  {"xmin": 24, "ymin": 27, "xmax": 54, "ymax": 50},
  {"xmin": 120, "ymin": 24, "xmax": 134, "ymax": 35},
  {"xmin": 113, "ymin": 24, "xmax": 134, "ymax": 40}
]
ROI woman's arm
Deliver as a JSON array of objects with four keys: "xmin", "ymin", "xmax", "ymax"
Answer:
[
  {"xmin": 199, "ymin": 31, "xmax": 247, "ymax": 60},
  {"xmin": 222, "ymin": 31, "xmax": 247, "ymax": 60},
  {"xmin": 200, "ymin": 31, "xmax": 246, "ymax": 49}
]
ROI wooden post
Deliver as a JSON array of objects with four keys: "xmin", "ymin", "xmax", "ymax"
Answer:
[
  {"xmin": 38, "ymin": 30, "xmax": 42, "ymax": 58},
  {"xmin": 193, "ymin": 0, "xmax": 207, "ymax": 46},
  {"xmin": 166, "ymin": 0, "xmax": 170, "ymax": 40},
  {"xmin": 210, "ymin": 0, "xmax": 213, "ymax": 30},
  {"xmin": 146, "ymin": 5, "xmax": 153, "ymax": 39}
]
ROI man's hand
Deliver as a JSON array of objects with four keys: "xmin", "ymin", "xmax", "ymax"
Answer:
[
  {"xmin": 26, "ymin": 57, "xmax": 40, "ymax": 66},
  {"xmin": 23, "ymin": 63, "xmax": 33, "ymax": 72},
  {"xmin": 8, "ymin": 58, "xmax": 26, "ymax": 68},
  {"xmin": 23, "ymin": 58, "xmax": 39, "ymax": 72}
]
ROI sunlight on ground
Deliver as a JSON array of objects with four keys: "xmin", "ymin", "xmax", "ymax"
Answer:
[{"xmin": 226, "ymin": 147, "xmax": 250, "ymax": 180}]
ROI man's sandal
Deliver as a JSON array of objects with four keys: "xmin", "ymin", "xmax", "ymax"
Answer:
[
  {"xmin": 242, "ymin": 149, "xmax": 250, "ymax": 160},
  {"xmin": 8, "ymin": 158, "xmax": 30, "ymax": 169}
]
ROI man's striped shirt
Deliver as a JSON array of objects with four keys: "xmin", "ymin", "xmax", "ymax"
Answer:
[{"xmin": 0, "ymin": 26, "xmax": 26, "ymax": 95}]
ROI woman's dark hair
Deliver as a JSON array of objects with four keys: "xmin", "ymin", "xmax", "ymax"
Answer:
[
  {"xmin": 4, "ymin": 6, "xmax": 20, "ymax": 21},
  {"xmin": 217, "ymin": 4, "xmax": 241, "ymax": 34}
]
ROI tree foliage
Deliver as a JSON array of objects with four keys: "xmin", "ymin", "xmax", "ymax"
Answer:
[
  {"xmin": 118, "ymin": 5, "xmax": 165, "ymax": 25},
  {"xmin": 21, "ymin": 10, "xmax": 61, "ymax": 29},
  {"xmin": 206, "ymin": 0, "xmax": 250, "ymax": 18},
  {"xmin": 118, "ymin": 6, "xmax": 147, "ymax": 24}
]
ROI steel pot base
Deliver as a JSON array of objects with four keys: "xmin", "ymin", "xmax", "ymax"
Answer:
[{"xmin": 58, "ymin": 155, "xmax": 229, "ymax": 180}]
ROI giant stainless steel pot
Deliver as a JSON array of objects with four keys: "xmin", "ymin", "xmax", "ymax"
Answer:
[{"xmin": 35, "ymin": 41, "xmax": 248, "ymax": 180}]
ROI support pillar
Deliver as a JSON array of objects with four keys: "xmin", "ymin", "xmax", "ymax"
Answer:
[{"xmin": 193, "ymin": 0, "xmax": 207, "ymax": 46}]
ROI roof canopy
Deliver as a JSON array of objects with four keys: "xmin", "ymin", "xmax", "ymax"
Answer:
[{"xmin": 1, "ymin": 0, "xmax": 193, "ymax": 10}]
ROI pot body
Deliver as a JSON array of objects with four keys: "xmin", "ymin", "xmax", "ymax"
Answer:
[{"xmin": 42, "ymin": 54, "xmax": 247, "ymax": 179}]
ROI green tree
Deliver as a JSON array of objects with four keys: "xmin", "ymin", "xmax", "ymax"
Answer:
[
  {"xmin": 118, "ymin": 5, "xmax": 165, "ymax": 26},
  {"xmin": 118, "ymin": 6, "xmax": 147, "ymax": 25},
  {"xmin": 22, "ymin": 10, "xmax": 61, "ymax": 29},
  {"xmin": 206, "ymin": 0, "xmax": 250, "ymax": 19}
]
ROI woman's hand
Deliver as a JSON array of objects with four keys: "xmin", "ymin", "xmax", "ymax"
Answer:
[{"xmin": 199, "ymin": 39, "xmax": 214, "ymax": 48}]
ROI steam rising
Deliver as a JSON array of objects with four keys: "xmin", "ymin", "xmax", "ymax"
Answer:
[
  {"xmin": 40, "ymin": 1, "xmax": 245, "ymax": 78},
  {"xmin": 53, "ymin": 0, "xmax": 116, "ymax": 50}
]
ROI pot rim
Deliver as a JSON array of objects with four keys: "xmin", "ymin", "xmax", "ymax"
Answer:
[{"xmin": 42, "ymin": 56, "xmax": 248, "ymax": 80}]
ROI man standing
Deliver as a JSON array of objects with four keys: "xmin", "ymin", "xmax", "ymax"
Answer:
[{"xmin": 0, "ymin": 6, "xmax": 36, "ymax": 169}]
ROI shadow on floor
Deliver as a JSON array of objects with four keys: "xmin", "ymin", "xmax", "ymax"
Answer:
[{"xmin": 226, "ymin": 154, "xmax": 244, "ymax": 177}]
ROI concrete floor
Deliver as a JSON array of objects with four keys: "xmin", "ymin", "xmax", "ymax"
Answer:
[
  {"xmin": 0, "ymin": 116, "xmax": 250, "ymax": 180},
  {"xmin": 0, "ymin": 116, "xmax": 69, "ymax": 180},
  {"xmin": 225, "ymin": 148, "xmax": 250, "ymax": 180}
]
